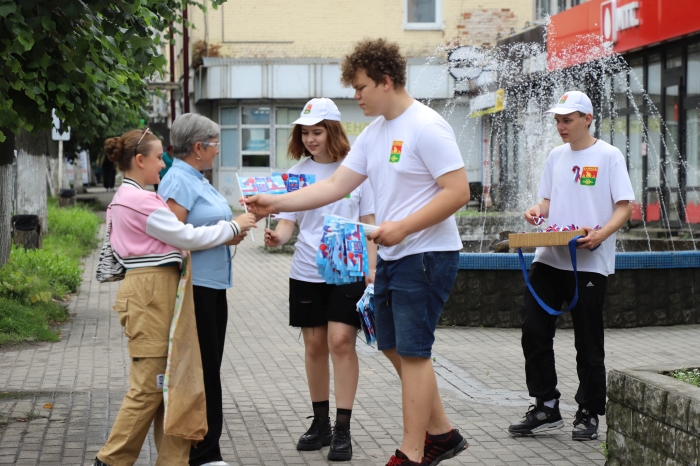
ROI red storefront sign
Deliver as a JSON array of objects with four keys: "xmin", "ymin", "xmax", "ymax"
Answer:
[{"xmin": 548, "ymin": 0, "xmax": 700, "ymax": 70}]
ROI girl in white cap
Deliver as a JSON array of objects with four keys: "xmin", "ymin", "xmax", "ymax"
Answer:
[{"xmin": 264, "ymin": 98, "xmax": 376, "ymax": 461}]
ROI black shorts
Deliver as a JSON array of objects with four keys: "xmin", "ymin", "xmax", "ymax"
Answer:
[{"xmin": 288, "ymin": 278, "xmax": 364, "ymax": 328}]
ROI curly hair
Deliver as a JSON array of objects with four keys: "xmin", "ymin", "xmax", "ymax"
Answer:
[
  {"xmin": 341, "ymin": 38, "xmax": 407, "ymax": 88},
  {"xmin": 287, "ymin": 120, "xmax": 350, "ymax": 162},
  {"xmin": 104, "ymin": 129, "xmax": 160, "ymax": 172}
]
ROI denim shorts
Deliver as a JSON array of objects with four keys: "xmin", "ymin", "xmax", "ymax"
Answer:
[{"xmin": 374, "ymin": 251, "xmax": 459, "ymax": 358}]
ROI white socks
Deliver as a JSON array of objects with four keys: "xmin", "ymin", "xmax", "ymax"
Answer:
[{"xmin": 543, "ymin": 399, "xmax": 556, "ymax": 408}]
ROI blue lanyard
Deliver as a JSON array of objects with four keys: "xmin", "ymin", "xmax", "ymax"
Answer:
[{"xmin": 517, "ymin": 236, "xmax": 598, "ymax": 316}]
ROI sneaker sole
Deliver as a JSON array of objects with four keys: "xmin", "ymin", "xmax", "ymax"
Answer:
[
  {"xmin": 427, "ymin": 438, "xmax": 469, "ymax": 466},
  {"xmin": 296, "ymin": 434, "xmax": 332, "ymax": 451},
  {"xmin": 508, "ymin": 419, "xmax": 564, "ymax": 437},
  {"xmin": 327, "ymin": 446, "xmax": 352, "ymax": 462},
  {"xmin": 572, "ymin": 432, "xmax": 598, "ymax": 441}
]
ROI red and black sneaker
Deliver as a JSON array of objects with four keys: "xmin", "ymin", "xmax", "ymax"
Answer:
[
  {"xmin": 386, "ymin": 449, "xmax": 428, "ymax": 466},
  {"xmin": 423, "ymin": 429, "xmax": 469, "ymax": 466}
]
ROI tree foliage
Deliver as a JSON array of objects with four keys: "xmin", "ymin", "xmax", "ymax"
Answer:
[{"xmin": 0, "ymin": 0, "xmax": 224, "ymax": 143}]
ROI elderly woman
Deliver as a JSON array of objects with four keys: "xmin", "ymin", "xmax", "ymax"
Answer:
[{"xmin": 158, "ymin": 114, "xmax": 247, "ymax": 466}]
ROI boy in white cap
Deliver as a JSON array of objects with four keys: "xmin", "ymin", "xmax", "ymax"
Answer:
[
  {"xmin": 508, "ymin": 91, "xmax": 634, "ymax": 440},
  {"xmin": 247, "ymin": 39, "xmax": 470, "ymax": 466}
]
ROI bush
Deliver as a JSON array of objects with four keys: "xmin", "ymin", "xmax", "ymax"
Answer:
[
  {"xmin": 0, "ymin": 199, "xmax": 101, "ymax": 345},
  {"xmin": 0, "ymin": 297, "xmax": 68, "ymax": 346},
  {"xmin": 671, "ymin": 368, "xmax": 700, "ymax": 387},
  {"xmin": 46, "ymin": 198, "xmax": 101, "ymax": 255}
]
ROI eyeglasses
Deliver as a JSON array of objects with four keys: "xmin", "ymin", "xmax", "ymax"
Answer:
[
  {"xmin": 134, "ymin": 128, "xmax": 150, "ymax": 157},
  {"xmin": 201, "ymin": 141, "xmax": 220, "ymax": 149}
]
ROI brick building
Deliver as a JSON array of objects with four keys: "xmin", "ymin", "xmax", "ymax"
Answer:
[{"xmin": 163, "ymin": 0, "xmax": 534, "ymax": 204}]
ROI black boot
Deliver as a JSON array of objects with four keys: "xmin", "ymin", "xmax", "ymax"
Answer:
[
  {"xmin": 296, "ymin": 415, "xmax": 332, "ymax": 451},
  {"xmin": 328, "ymin": 421, "xmax": 352, "ymax": 461}
]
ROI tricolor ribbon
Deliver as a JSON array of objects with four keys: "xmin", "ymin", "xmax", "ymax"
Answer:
[{"xmin": 572, "ymin": 165, "xmax": 581, "ymax": 183}]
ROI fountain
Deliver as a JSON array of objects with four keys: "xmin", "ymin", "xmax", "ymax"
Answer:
[{"xmin": 431, "ymin": 23, "xmax": 700, "ymax": 329}]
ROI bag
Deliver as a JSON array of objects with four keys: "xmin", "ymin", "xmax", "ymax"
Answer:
[
  {"xmin": 96, "ymin": 213, "xmax": 126, "ymax": 283},
  {"xmin": 163, "ymin": 253, "xmax": 208, "ymax": 444}
]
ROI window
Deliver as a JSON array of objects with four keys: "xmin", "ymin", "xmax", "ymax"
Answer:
[
  {"xmin": 219, "ymin": 104, "xmax": 305, "ymax": 170},
  {"xmin": 219, "ymin": 106, "xmax": 271, "ymax": 168},
  {"xmin": 275, "ymin": 107, "xmax": 303, "ymax": 170},
  {"xmin": 404, "ymin": 0, "xmax": 443, "ymax": 30}
]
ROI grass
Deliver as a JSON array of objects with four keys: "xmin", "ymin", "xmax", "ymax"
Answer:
[
  {"xmin": 0, "ymin": 199, "xmax": 100, "ymax": 346},
  {"xmin": 669, "ymin": 367, "xmax": 700, "ymax": 387}
]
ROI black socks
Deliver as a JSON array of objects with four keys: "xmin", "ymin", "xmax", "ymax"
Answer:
[
  {"xmin": 336, "ymin": 408, "xmax": 352, "ymax": 430},
  {"xmin": 312, "ymin": 400, "xmax": 330, "ymax": 419},
  {"xmin": 311, "ymin": 401, "xmax": 352, "ymax": 429}
]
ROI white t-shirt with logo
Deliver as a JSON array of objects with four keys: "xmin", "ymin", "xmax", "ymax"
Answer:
[
  {"xmin": 342, "ymin": 101, "xmax": 465, "ymax": 261},
  {"xmin": 276, "ymin": 158, "xmax": 374, "ymax": 283},
  {"xmin": 534, "ymin": 139, "xmax": 635, "ymax": 276}
]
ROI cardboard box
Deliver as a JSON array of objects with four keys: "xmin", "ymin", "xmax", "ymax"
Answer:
[{"xmin": 509, "ymin": 229, "xmax": 586, "ymax": 248}]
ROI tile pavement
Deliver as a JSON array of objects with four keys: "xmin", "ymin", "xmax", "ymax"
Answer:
[{"xmin": 1, "ymin": 224, "xmax": 699, "ymax": 465}]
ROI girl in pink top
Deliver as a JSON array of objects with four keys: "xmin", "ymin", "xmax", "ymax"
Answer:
[{"xmin": 94, "ymin": 128, "xmax": 255, "ymax": 466}]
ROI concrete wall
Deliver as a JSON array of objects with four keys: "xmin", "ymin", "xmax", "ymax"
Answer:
[
  {"xmin": 606, "ymin": 366, "xmax": 700, "ymax": 466},
  {"xmin": 441, "ymin": 267, "xmax": 700, "ymax": 328}
]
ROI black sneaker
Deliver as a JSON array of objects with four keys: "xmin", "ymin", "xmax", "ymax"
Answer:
[
  {"xmin": 423, "ymin": 428, "xmax": 469, "ymax": 466},
  {"xmin": 572, "ymin": 408, "xmax": 599, "ymax": 441},
  {"xmin": 508, "ymin": 399, "xmax": 563, "ymax": 436},
  {"xmin": 93, "ymin": 458, "xmax": 110, "ymax": 466},
  {"xmin": 296, "ymin": 415, "xmax": 332, "ymax": 451},
  {"xmin": 328, "ymin": 421, "xmax": 352, "ymax": 461}
]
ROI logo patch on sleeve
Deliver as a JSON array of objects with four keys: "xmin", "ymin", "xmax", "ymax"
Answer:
[
  {"xmin": 389, "ymin": 141, "xmax": 403, "ymax": 163},
  {"xmin": 580, "ymin": 166, "xmax": 598, "ymax": 186}
]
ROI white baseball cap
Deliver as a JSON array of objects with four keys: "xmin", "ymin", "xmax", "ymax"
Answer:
[
  {"xmin": 546, "ymin": 91, "xmax": 593, "ymax": 115},
  {"xmin": 291, "ymin": 98, "xmax": 341, "ymax": 126}
]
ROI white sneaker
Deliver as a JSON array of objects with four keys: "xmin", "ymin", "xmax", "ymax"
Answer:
[{"xmin": 201, "ymin": 462, "xmax": 230, "ymax": 466}]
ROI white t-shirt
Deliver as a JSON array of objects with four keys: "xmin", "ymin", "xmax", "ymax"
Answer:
[
  {"xmin": 276, "ymin": 158, "xmax": 375, "ymax": 283},
  {"xmin": 341, "ymin": 100, "xmax": 465, "ymax": 261},
  {"xmin": 534, "ymin": 139, "xmax": 635, "ymax": 276}
]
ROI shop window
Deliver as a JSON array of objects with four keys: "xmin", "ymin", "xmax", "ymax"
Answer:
[
  {"xmin": 404, "ymin": 0, "xmax": 443, "ymax": 30},
  {"xmin": 647, "ymin": 55, "xmax": 661, "ymax": 106},
  {"xmin": 688, "ymin": 44, "xmax": 700, "ymax": 96},
  {"xmin": 629, "ymin": 58, "xmax": 644, "ymax": 110},
  {"xmin": 686, "ymin": 108, "xmax": 699, "ymax": 203},
  {"xmin": 613, "ymin": 71, "xmax": 628, "ymax": 111},
  {"xmin": 666, "ymin": 49, "xmax": 682, "ymax": 69}
]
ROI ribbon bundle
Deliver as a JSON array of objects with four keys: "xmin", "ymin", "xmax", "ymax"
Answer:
[
  {"xmin": 356, "ymin": 284, "xmax": 376, "ymax": 345},
  {"xmin": 539, "ymin": 224, "xmax": 601, "ymax": 233},
  {"xmin": 316, "ymin": 215, "xmax": 370, "ymax": 284}
]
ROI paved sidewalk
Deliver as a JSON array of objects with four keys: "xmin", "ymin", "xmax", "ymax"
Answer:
[{"xmin": 1, "ymin": 227, "xmax": 700, "ymax": 465}]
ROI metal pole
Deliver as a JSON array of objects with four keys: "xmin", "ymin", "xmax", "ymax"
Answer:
[{"xmin": 58, "ymin": 139, "xmax": 63, "ymax": 190}]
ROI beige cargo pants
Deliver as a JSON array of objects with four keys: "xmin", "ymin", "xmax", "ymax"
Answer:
[{"xmin": 97, "ymin": 267, "xmax": 190, "ymax": 466}]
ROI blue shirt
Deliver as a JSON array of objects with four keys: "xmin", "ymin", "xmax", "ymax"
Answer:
[{"xmin": 158, "ymin": 159, "xmax": 233, "ymax": 289}]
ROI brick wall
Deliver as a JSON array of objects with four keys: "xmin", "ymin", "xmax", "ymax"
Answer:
[{"xmin": 171, "ymin": 0, "xmax": 533, "ymax": 75}]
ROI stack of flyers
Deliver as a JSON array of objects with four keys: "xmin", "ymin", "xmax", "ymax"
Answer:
[
  {"xmin": 316, "ymin": 215, "xmax": 369, "ymax": 284},
  {"xmin": 237, "ymin": 176, "xmax": 288, "ymax": 196},
  {"xmin": 356, "ymin": 284, "xmax": 375, "ymax": 345}
]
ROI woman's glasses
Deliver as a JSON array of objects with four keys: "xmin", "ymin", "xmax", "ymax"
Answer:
[{"xmin": 202, "ymin": 141, "xmax": 220, "ymax": 149}]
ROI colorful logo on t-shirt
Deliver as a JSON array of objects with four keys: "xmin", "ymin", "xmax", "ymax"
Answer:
[
  {"xmin": 389, "ymin": 141, "xmax": 403, "ymax": 163},
  {"xmin": 580, "ymin": 166, "xmax": 598, "ymax": 186},
  {"xmin": 303, "ymin": 104, "xmax": 312, "ymax": 114},
  {"xmin": 559, "ymin": 94, "xmax": 569, "ymax": 104}
]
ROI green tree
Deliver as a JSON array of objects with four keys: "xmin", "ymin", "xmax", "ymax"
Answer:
[{"xmin": 0, "ymin": 0, "xmax": 224, "ymax": 266}]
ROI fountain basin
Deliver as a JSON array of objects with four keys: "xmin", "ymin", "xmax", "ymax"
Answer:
[{"xmin": 441, "ymin": 252, "xmax": 700, "ymax": 328}]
